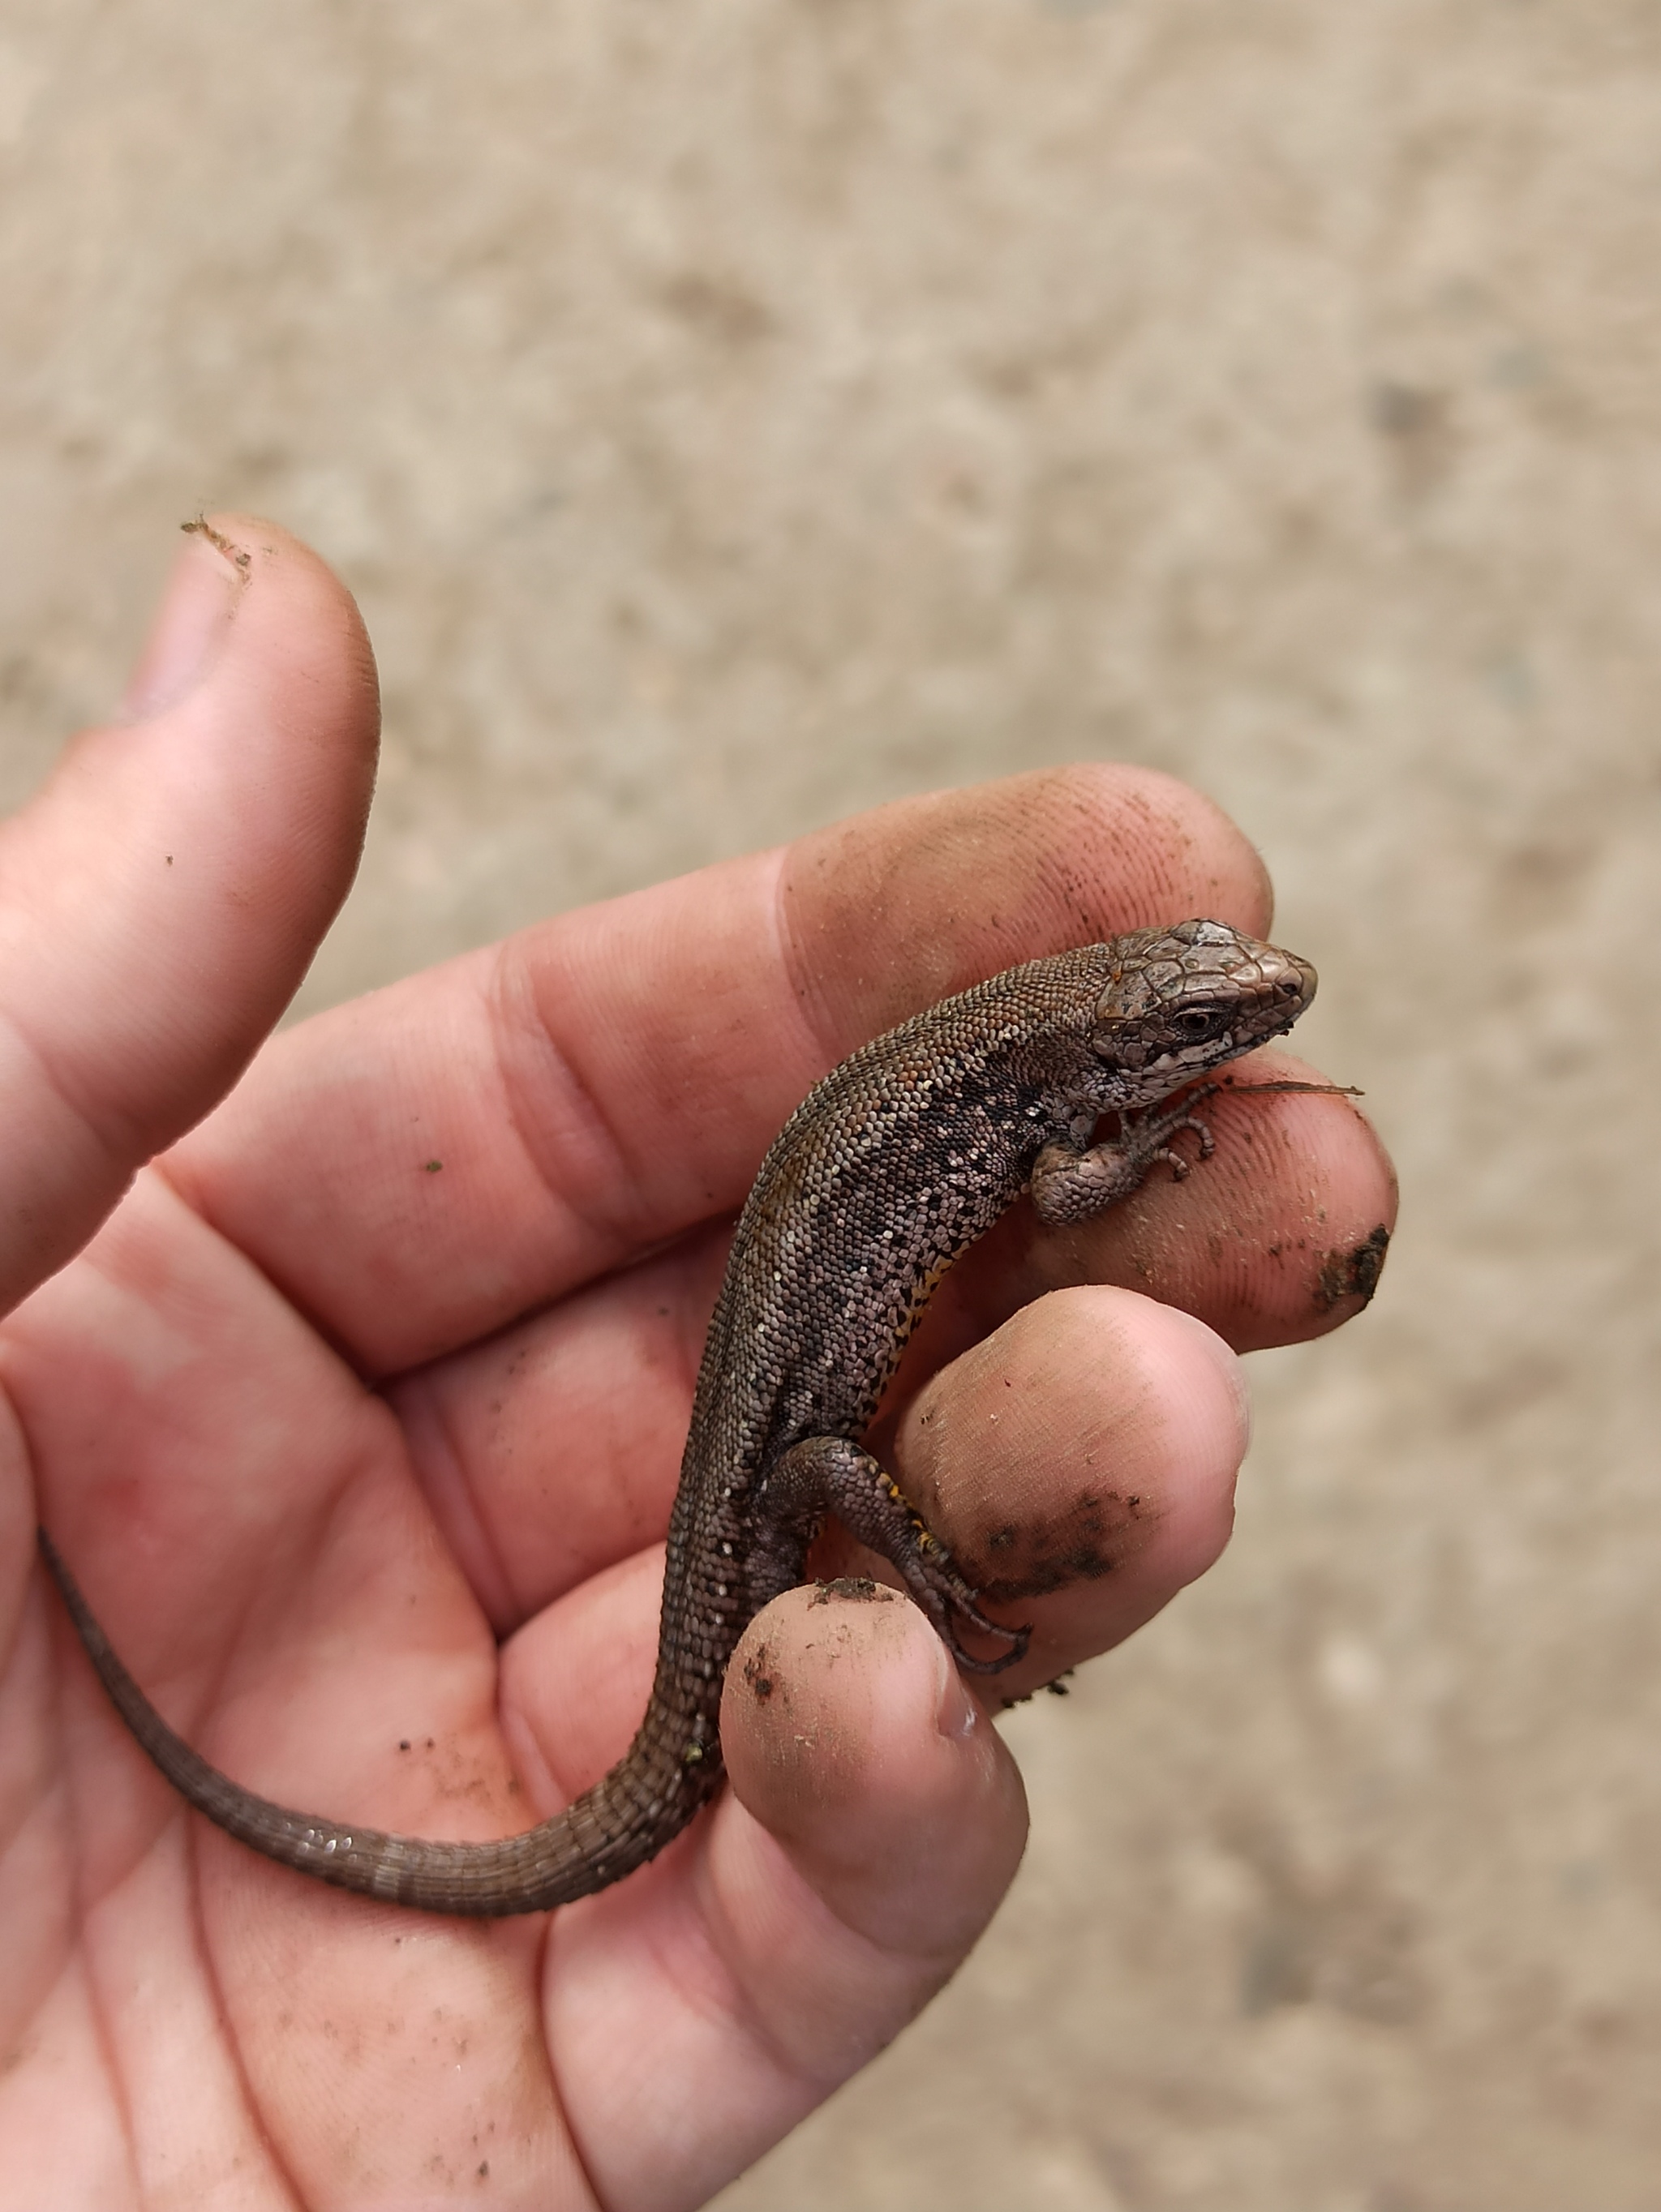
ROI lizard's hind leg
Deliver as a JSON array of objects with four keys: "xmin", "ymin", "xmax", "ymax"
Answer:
[{"xmin": 755, "ymin": 1435, "xmax": 1029, "ymax": 1675}]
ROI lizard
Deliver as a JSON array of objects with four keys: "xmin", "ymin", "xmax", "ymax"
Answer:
[{"xmin": 41, "ymin": 917, "xmax": 1316, "ymax": 1916}]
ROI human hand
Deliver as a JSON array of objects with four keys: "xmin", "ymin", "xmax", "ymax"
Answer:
[{"xmin": 0, "ymin": 518, "xmax": 1396, "ymax": 2208}]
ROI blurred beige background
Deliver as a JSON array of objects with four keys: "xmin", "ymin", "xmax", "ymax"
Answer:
[{"xmin": 4, "ymin": 2, "xmax": 1659, "ymax": 2206}]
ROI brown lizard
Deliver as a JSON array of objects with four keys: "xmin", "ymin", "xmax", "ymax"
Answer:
[{"xmin": 41, "ymin": 918, "xmax": 1315, "ymax": 1914}]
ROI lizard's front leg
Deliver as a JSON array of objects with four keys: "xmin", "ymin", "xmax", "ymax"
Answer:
[
  {"xmin": 1029, "ymin": 1086, "xmax": 1218, "ymax": 1226},
  {"xmin": 751, "ymin": 1435, "xmax": 1030, "ymax": 1675}
]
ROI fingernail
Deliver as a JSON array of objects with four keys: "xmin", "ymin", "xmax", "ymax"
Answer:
[
  {"xmin": 120, "ymin": 525, "xmax": 247, "ymax": 720},
  {"xmin": 935, "ymin": 1642, "xmax": 978, "ymax": 1740}
]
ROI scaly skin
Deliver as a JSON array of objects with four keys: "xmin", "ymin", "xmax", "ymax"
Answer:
[{"xmin": 41, "ymin": 919, "xmax": 1315, "ymax": 1915}]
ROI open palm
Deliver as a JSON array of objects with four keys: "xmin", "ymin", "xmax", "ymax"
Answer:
[{"xmin": 0, "ymin": 520, "xmax": 1394, "ymax": 2210}]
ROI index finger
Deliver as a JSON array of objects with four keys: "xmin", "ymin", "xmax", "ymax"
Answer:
[{"xmin": 164, "ymin": 766, "xmax": 1277, "ymax": 1375}]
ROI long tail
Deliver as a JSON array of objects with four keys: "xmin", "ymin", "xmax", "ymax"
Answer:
[{"xmin": 39, "ymin": 1531, "xmax": 714, "ymax": 1916}]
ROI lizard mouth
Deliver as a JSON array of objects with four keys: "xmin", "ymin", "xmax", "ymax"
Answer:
[{"xmin": 1255, "ymin": 951, "xmax": 1319, "ymax": 1039}]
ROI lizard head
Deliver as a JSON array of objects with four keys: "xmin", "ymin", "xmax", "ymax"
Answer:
[{"xmin": 1088, "ymin": 919, "xmax": 1317, "ymax": 1107}]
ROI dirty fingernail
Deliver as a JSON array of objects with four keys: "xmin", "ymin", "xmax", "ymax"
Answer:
[{"xmin": 120, "ymin": 525, "xmax": 246, "ymax": 720}]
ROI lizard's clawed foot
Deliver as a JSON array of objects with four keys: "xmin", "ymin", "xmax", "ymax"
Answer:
[{"xmin": 761, "ymin": 1434, "xmax": 1032, "ymax": 1676}]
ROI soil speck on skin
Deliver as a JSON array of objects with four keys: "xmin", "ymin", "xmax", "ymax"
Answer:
[
  {"xmin": 182, "ymin": 513, "xmax": 253, "ymax": 572},
  {"xmin": 974, "ymin": 1491, "xmax": 1148, "ymax": 1601},
  {"xmin": 1002, "ymin": 1668, "xmax": 1076, "ymax": 1710},
  {"xmin": 743, "ymin": 1645, "xmax": 776, "ymax": 1701},
  {"xmin": 811, "ymin": 1575, "xmax": 886, "ymax": 1605},
  {"xmin": 1317, "ymin": 1224, "xmax": 1391, "ymax": 1311}
]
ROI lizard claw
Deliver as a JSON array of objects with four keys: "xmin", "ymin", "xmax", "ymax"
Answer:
[
  {"xmin": 943, "ymin": 1610, "xmax": 1032, "ymax": 1677},
  {"xmin": 929, "ymin": 1562, "xmax": 1032, "ymax": 1675}
]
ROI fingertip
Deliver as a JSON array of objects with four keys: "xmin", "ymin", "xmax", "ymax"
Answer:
[
  {"xmin": 122, "ymin": 513, "xmax": 377, "ymax": 736},
  {"xmin": 719, "ymin": 1582, "xmax": 1027, "ymax": 1957},
  {"xmin": 1162, "ymin": 1052, "xmax": 1400, "ymax": 1351},
  {"xmin": 1126, "ymin": 1296, "xmax": 1251, "ymax": 1590},
  {"xmin": 185, "ymin": 515, "xmax": 380, "ymax": 918},
  {"xmin": 1263, "ymin": 1056, "xmax": 1400, "ymax": 1328},
  {"xmin": 178, "ymin": 512, "xmax": 380, "ymax": 804},
  {"xmin": 546, "ymin": 1591, "xmax": 1027, "ymax": 2205},
  {"xmin": 780, "ymin": 763, "xmax": 1279, "ymax": 1048},
  {"xmin": 889, "ymin": 1284, "xmax": 1251, "ymax": 1677}
]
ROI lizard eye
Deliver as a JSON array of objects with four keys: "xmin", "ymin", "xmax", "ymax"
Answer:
[{"xmin": 1172, "ymin": 1004, "xmax": 1225, "ymax": 1040}]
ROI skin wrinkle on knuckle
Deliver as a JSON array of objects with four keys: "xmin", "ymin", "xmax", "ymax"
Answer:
[
  {"xmin": 765, "ymin": 842, "xmax": 855, "ymax": 1101},
  {"xmin": 393, "ymin": 1365, "xmax": 517, "ymax": 1632},
  {"xmin": 715, "ymin": 1852, "xmax": 949, "ymax": 2095},
  {"xmin": 745, "ymin": 1775, "xmax": 1006, "ymax": 1993},
  {"xmin": 436, "ymin": 1230, "xmax": 726, "ymax": 1609},
  {"xmin": 0, "ymin": 989, "xmax": 178, "ymax": 1176},
  {"xmin": 719, "ymin": 1756, "xmax": 953, "ymax": 1978},
  {"xmin": 484, "ymin": 941, "xmax": 642, "ymax": 1265}
]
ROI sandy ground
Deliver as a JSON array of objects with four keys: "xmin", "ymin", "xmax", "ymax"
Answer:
[{"xmin": 4, "ymin": 3, "xmax": 1660, "ymax": 2205}]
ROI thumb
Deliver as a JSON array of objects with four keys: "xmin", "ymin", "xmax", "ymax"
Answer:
[{"xmin": 0, "ymin": 515, "xmax": 379, "ymax": 1315}]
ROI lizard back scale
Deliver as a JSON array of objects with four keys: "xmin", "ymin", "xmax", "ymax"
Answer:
[{"xmin": 41, "ymin": 920, "xmax": 1316, "ymax": 1915}]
